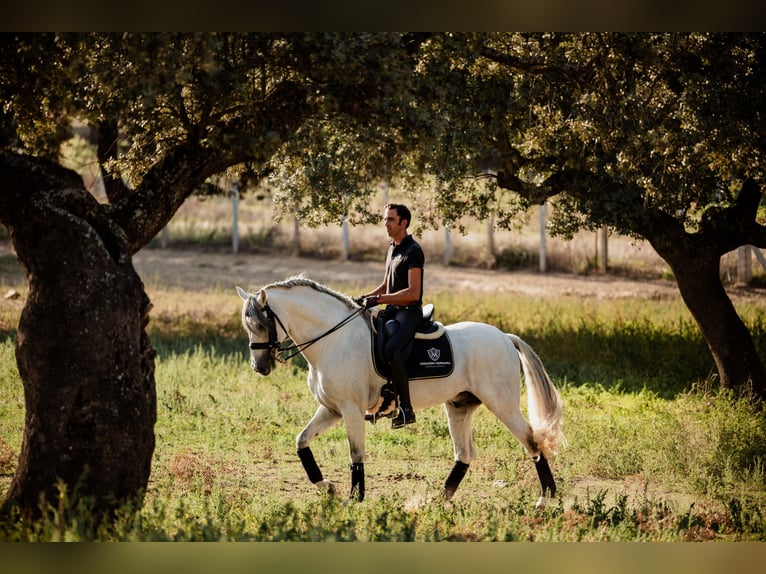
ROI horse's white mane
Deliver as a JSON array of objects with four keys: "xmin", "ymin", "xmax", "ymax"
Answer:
[{"xmin": 263, "ymin": 274, "xmax": 358, "ymax": 310}]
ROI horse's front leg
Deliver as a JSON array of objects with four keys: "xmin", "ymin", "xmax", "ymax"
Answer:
[
  {"xmin": 340, "ymin": 401, "xmax": 367, "ymax": 502},
  {"xmin": 296, "ymin": 405, "xmax": 342, "ymax": 495}
]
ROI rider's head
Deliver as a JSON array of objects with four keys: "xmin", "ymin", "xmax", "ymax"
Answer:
[{"xmin": 385, "ymin": 203, "xmax": 411, "ymax": 228}]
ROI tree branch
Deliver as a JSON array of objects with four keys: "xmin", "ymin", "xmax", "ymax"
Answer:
[
  {"xmin": 0, "ymin": 151, "xmax": 83, "ymax": 225},
  {"xmin": 109, "ymin": 80, "xmax": 314, "ymax": 252},
  {"xmin": 95, "ymin": 117, "xmax": 132, "ymax": 204},
  {"xmin": 479, "ymin": 44, "xmax": 587, "ymax": 80}
]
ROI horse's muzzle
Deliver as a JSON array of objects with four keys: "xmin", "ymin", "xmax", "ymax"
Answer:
[{"xmin": 252, "ymin": 357, "xmax": 273, "ymax": 376}]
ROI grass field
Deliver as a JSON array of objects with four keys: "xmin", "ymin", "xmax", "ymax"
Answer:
[{"xmin": 1, "ymin": 269, "xmax": 765, "ymax": 541}]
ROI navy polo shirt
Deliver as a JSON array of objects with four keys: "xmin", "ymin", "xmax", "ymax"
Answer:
[{"xmin": 385, "ymin": 234, "xmax": 424, "ymax": 305}]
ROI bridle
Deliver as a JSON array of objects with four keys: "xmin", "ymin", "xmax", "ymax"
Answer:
[{"xmin": 247, "ymin": 296, "xmax": 367, "ymax": 363}]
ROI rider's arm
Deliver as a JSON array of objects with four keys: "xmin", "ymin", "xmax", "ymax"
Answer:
[
  {"xmin": 360, "ymin": 273, "xmax": 387, "ymax": 302},
  {"xmin": 363, "ymin": 277, "xmax": 388, "ymax": 299},
  {"xmin": 377, "ymin": 267, "xmax": 422, "ymax": 306}
]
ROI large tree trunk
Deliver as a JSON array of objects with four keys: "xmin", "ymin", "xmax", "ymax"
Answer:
[
  {"xmin": 1, "ymin": 154, "xmax": 156, "ymax": 517},
  {"xmin": 660, "ymin": 240, "xmax": 766, "ymax": 402},
  {"xmin": 0, "ymin": 79, "xmax": 312, "ymax": 516}
]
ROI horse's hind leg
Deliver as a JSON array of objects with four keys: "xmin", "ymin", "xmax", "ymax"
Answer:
[
  {"xmin": 443, "ymin": 393, "xmax": 482, "ymax": 500},
  {"xmin": 502, "ymin": 412, "xmax": 556, "ymax": 507},
  {"xmin": 481, "ymin": 394, "xmax": 556, "ymax": 508}
]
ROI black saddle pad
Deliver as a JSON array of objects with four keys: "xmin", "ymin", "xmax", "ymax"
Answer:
[{"xmin": 372, "ymin": 331, "xmax": 454, "ymax": 380}]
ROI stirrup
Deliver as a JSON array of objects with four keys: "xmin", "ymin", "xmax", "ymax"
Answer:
[
  {"xmin": 365, "ymin": 409, "xmax": 396, "ymax": 424},
  {"xmin": 365, "ymin": 381, "xmax": 398, "ymax": 425},
  {"xmin": 391, "ymin": 405, "xmax": 416, "ymax": 429}
]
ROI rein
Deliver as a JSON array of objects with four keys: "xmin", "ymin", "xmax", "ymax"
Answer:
[{"xmin": 249, "ymin": 299, "xmax": 367, "ymax": 362}]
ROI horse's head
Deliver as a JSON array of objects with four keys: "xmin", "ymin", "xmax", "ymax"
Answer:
[{"xmin": 236, "ymin": 286, "xmax": 279, "ymax": 376}]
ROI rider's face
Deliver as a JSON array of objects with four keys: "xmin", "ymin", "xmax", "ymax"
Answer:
[{"xmin": 384, "ymin": 208, "xmax": 406, "ymax": 241}]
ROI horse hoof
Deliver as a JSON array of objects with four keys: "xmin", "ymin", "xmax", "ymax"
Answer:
[
  {"xmin": 315, "ymin": 479, "xmax": 336, "ymax": 496},
  {"xmin": 535, "ymin": 496, "xmax": 547, "ymax": 510}
]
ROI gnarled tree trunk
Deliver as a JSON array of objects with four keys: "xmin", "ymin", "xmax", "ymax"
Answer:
[{"xmin": 1, "ymin": 153, "xmax": 156, "ymax": 517}]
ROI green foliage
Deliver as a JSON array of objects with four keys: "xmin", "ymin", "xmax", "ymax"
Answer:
[
  {"xmin": 4, "ymin": 33, "xmax": 764, "ymax": 273},
  {"xmin": 3, "ymin": 35, "xmax": 764, "ymax": 398},
  {"xmin": 409, "ymin": 33, "xmax": 766, "ymax": 239}
]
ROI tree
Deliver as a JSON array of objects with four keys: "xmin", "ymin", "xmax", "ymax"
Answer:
[
  {"xmin": 409, "ymin": 33, "xmax": 766, "ymax": 401},
  {"xmin": 0, "ymin": 32, "xmax": 419, "ymax": 516}
]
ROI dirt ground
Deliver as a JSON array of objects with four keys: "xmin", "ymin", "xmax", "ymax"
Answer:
[
  {"xmin": 131, "ymin": 245, "xmax": 766, "ymax": 305},
  {"xmin": 2, "ymin": 240, "xmax": 761, "ymax": 310},
  {"xmin": 132, "ymin": 246, "xmax": 687, "ymax": 301}
]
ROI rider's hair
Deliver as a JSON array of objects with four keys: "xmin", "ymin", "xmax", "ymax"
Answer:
[{"xmin": 385, "ymin": 203, "xmax": 411, "ymax": 228}]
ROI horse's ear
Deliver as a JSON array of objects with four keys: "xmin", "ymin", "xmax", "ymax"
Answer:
[
  {"xmin": 256, "ymin": 290, "xmax": 267, "ymax": 307},
  {"xmin": 235, "ymin": 286, "xmax": 250, "ymax": 301}
]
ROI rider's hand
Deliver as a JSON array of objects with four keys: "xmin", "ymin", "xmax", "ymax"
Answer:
[
  {"xmin": 363, "ymin": 295, "xmax": 379, "ymax": 309},
  {"xmin": 355, "ymin": 294, "xmax": 379, "ymax": 308}
]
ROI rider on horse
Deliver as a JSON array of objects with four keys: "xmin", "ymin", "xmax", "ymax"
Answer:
[{"xmin": 359, "ymin": 203, "xmax": 424, "ymax": 429}]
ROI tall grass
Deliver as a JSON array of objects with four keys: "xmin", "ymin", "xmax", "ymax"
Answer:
[{"xmin": 0, "ymin": 283, "xmax": 764, "ymax": 541}]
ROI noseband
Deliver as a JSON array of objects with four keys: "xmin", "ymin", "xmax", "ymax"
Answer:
[
  {"xmin": 247, "ymin": 303, "xmax": 282, "ymax": 353},
  {"xmin": 246, "ymin": 295, "xmax": 366, "ymax": 363}
]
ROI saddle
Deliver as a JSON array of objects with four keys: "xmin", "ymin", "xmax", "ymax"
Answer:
[
  {"xmin": 373, "ymin": 303, "xmax": 441, "ymax": 344},
  {"xmin": 366, "ymin": 304, "xmax": 454, "ymax": 424}
]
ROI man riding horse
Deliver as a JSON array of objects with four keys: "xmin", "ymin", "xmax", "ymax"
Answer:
[{"xmin": 358, "ymin": 203, "xmax": 423, "ymax": 429}]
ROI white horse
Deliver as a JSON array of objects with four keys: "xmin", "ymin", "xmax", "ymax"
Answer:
[{"xmin": 236, "ymin": 277, "xmax": 565, "ymax": 507}]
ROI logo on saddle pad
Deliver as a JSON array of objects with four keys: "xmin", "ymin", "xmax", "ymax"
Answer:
[{"xmin": 427, "ymin": 347, "xmax": 440, "ymax": 362}]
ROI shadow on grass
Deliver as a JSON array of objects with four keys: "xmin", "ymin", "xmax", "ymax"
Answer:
[
  {"xmin": 524, "ymin": 324, "xmax": 734, "ymax": 399},
  {"xmin": 148, "ymin": 324, "xmax": 309, "ymax": 371}
]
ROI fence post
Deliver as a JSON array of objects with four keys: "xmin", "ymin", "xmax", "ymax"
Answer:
[
  {"xmin": 293, "ymin": 218, "xmax": 301, "ymax": 255},
  {"xmin": 444, "ymin": 227, "xmax": 452, "ymax": 266},
  {"xmin": 599, "ymin": 224, "xmax": 608, "ymax": 273},
  {"xmin": 539, "ymin": 202, "xmax": 547, "ymax": 273},
  {"xmin": 231, "ymin": 182, "xmax": 239, "ymax": 254},
  {"xmin": 485, "ymin": 215, "xmax": 496, "ymax": 268},
  {"xmin": 342, "ymin": 215, "xmax": 350, "ymax": 260}
]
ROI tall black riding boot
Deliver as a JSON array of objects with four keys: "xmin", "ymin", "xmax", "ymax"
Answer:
[{"xmin": 390, "ymin": 350, "xmax": 416, "ymax": 429}]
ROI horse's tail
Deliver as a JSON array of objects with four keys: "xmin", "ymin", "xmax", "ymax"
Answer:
[{"xmin": 507, "ymin": 334, "xmax": 566, "ymax": 459}]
